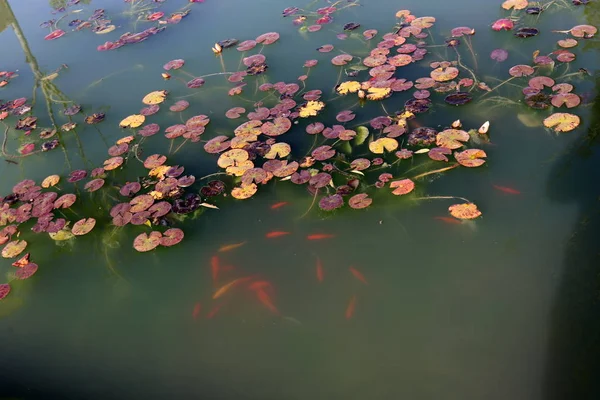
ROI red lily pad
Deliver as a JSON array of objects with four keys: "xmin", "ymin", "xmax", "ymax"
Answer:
[
  {"xmin": 54, "ymin": 194, "xmax": 76, "ymax": 209},
  {"xmin": 551, "ymin": 93, "xmax": 581, "ymax": 108},
  {"xmin": 133, "ymin": 231, "xmax": 162, "ymax": 252},
  {"xmin": 307, "ymin": 25, "xmax": 321, "ymax": 32},
  {"xmin": 72, "ymin": 218, "xmax": 96, "ymax": 236},
  {"xmin": 144, "ymin": 154, "xmax": 167, "ymax": 169},
  {"xmin": 177, "ymin": 175, "xmax": 196, "ymax": 187},
  {"xmin": 492, "ymin": 18, "xmax": 514, "ymax": 31},
  {"xmin": 225, "ymin": 107, "xmax": 246, "ymax": 119},
  {"xmin": 363, "ymin": 29, "xmax": 378, "ymax": 40},
  {"xmin": 228, "ymin": 71, "xmax": 247, "ymax": 83},
  {"xmin": 0, "ymin": 283, "xmax": 10, "ymax": 300},
  {"xmin": 148, "ymin": 11, "xmax": 165, "ymax": 21},
  {"xmin": 204, "ymin": 136, "xmax": 231, "ymax": 154},
  {"xmin": 140, "ymin": 105, "xmax": 160, "ymax": 116},
  {"xmin": 84, "ymin": 178, "xmax": 105, "ymax": 192},
  {"xmin": 319, "ymin": 194, "xmax": 344, "ymax": 211},
  {"xmin": 508, "ymin": 64, "xmax": 535, "ymax": 77},
  {"xmin": 130, "ymin": 194, "xmax": 154, "ymax": 213},
  {"xmin": 163, "ymin": 59, "xmax": 184, "ymax": 70},
  {"xmin": 148, "ymin": 201, "xmax": 172, "ymax": 218},
  {"xmin": 68, "ymin": 169, "xmax": 87, "ymax": 183},
  {"xmin": 390, "ymin": 179, "xmax": 415, "ymax": 195},
  {"xmin": 331, "ymin": 54, "xmax": 353, "ymax": 66},
  {"xmin": 490, "ymin": 49, "xmax": 508, "ymax": 62},
  {"xmin": 256, "ymin": 32, "xmax": 280, "ymax": 45},
  {"xmin": 108, "ymin": 143, "xmax": 129, "ymax": 156},
  {"xmin": 159, "ymin": 228, "xmax": 184, "ymax": 247},
  {"xmin": 138, "ymin": 123, "xmax": 161, "ymax": 137},
  {"xmin": 336, "ymin": 110, "xmax": 355, "ymax": 122},
  {"xmin": 187, "ymin": 78, "xmax": 206, "ymax": 88},
  {"xmin": 455, "ymin": 149, "xmax": 487, "ymax": 167},
  {"xmin": 348, "ymin": 193, "xmax": 372, "ymax": 209},
  {"xmin": 304, "ymin": 59, "xmax": 318, "ymax": 67},
  {"xmin": 237, "ymin": 40, "xmax": 257, "ymax": 51},
  {"xmin": 309, "ymin": 173, "xmax": 332, "ymax": 188},
  {"xmin": 186, "ymin": 115, "xmax": 210, "ymax": 129},
  {"xmin": 312, "ymin": 145, "xmax": 336, "ymax": 161},
  {"xmin": 2, "ymin": 240, "xmax": 27, "ymax": 258},
  {"xmin": 103, "ymin": 156, "xmax": 124, "ymax": 171},
  {"xmin": 45, "ymin": 29, "xmax": 65, "ymax": 40},
  {"xmin": 243, "ymin": 54, "xmax": 266, "ymax": 67},
  {"xmin": 306, "ymin": 122, "xmax": 325, "ymax": 134},
  {"xmin": 170, "ymin": 100, "xmax": 190, "ymax": 112},
  {"xmin": 261, "ymin": 117, "xmax": 292, "ymax": 136},
  {"xmin": 317, "ymin": 44, "xmax": 334, "ymax": 53},
  {"xmin": 13, "ymin": 179, "xmax": 36, "ymax": 194},
  {"xmin": 428, "ymin": 147, "xmax": 452, "ymax": 161}
]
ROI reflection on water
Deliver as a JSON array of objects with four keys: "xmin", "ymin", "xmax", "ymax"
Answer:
[{"xmin": 0, "ymin": 0, "xmax": 599, "ymax": 399}]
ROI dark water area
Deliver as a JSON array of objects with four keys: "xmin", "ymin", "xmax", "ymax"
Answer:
[{"xmin": 0, "ymin": 0, "xmax": 599, "ymax": 399}]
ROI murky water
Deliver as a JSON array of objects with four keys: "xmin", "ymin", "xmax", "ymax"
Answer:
[{"xmin": 1, "ymin": 0, "xmax": 599, "ymax": 399}]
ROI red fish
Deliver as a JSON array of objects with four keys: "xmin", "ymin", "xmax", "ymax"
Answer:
[
  {"xmin": 192, "ymin": 302, "xmax": 202, "ymax": 320},
  {"xmin": 210, "ymin": 256, "xmax": 219, "ymax": 284},
  {"xmin": 213, "ymin": 277, "xmax": 253, "ymax": 299},
  {"xmin": 307, "ymin": 233, "xmax": 335, "ymax": 240},
  {"xmin": 434, "ymin": 216, "xmax": 462, "ymax": 225},
  {"xmin": 345, "ymin": 295, "xmax": 357, "ymax": 319},
  {"xmin": 256, "ymin": 289, "xmax": 279, "ymax": 315},
  {"xmin": 270, "ymin": 202, "xmax": 289, "ymax": 210},
  {"xmin": 249, "ymin": 280, "xmax": 272, "ymax": 291},
  {"xmin": 316, "ymin": 258, "xmax": 324, "ymax": 283},
  {"xmin": 266, "ymin": 231, "xmax": 291, "ymax": 238},
  {"xmin": 493, "ymin": 185, "xmax": 521, "ymax": 195},
  {"xmin": 349, "ymin": 267, "xmax": 368, "ymax": 285},
  {"xmin": 206, "ymin": 305, "xmax": 222, "ymax": 319}
]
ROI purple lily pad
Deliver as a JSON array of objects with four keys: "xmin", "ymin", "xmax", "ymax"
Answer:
[
  {"xmin": 163, "ymin": 59, "xmax": 185, "ymax": 70},
  {"xmin": 200, "ymin": 180, "xmax": 225, "ymax": 197},
  {"xmin": 312, "ymin": 145, "xmax": 336, "ymax": 161},
  {"xmin": 159, "ymin": 228, "xmax": 184, "ymax": 247},
  {"xmin": 0, "ymin": 283, "xmax": 11, "ymax": 300},
  {"xmin": 139, "ymin": 123, "xmax": 160, "ymax": 137},
  {"xmin": 309, "ymin": 173, "xmax": 332, "ymax": 188},
  {"xmin": 131, "ymin": 212, "xmax": 151, "ymax": 225},
  {"xmin": 428, "ymin": 147, "xmax": 452, "ymax": 161},
  {"xmin": 63, "ymin": 104, "xmax": 81, "ymax": 116},
  {"xmin": 319, "ymin": 194, "xmax": 344, "ymax": 211},
  {"xmin": 177, "ymin": 175, "xmax": 196, "ymax": 187},
  {"xmin": 68, "ymin": 169, "xmax": 87, "ymax": 183},
  {"xmin": 108, "ymin": 143, "xmax": 129, "ymax": 156},
  {"xmin": 187, "ymin": 78, "xmax": 206, "ymax": 88},
  {"xmin": 336, "ymin": 110, "xmax": 355, "ymax": 122},
  {"xmin": 84, "ymin": 178, "xmax": 105, "ymax": 192},
  {"xmin": 490, "ymin": 48, "xmax": 508, "ymax": 62},
  {"xmin": 120, "ymin": 182, "xmax": 141, "ymax": 196},
  {"xmin": 148, "ymin": 201, "xmax": 172, "ymax": 218},
  {"xmin": 140, "ymin": 105, "xmax": 160, "ymax": 116},
  {"xmin": 54, "ymin": 194, "xmax": 76, "ymax": 209},
  {"xmin": 130, "ymin": 194, "xmax": 154, "ymax": 213},
  {"xmin": 15, "ymin": 263, "xmax": 38, "ymax": 280},
  {"xmin": 170, "ymin": 100, "xmax": 190, "ymax": 112},
  {"xmin": 348, "ymin": 193, "xmax": 373, "ymax": 209}
]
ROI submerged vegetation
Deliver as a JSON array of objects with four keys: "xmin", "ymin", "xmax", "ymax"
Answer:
[{"xmin": 0, "ymin": 0, "xmax": 596, "ymax": 304}]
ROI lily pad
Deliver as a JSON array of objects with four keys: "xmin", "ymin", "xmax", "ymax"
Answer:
[
  {"xmin": 84, "ymin": 178, "xmax": 105, "ymax": 192},
  {"xmin": 130, "ymin": 194, "xmax": 154, "ymax": 213},
  {"xmin": 41, "ymin": 175, "xmax": 60, "ymax": 188},
  {"xmin": 2, "ymin": 240, "xmax": 27, "ymax": 258},
  {"xmin": 139, "ymin": 123, "xmax": 161, "ymax": 137},
  {"xmin": 390, "ymin": 179, "xmax": 415, "ymax": 195},
  {"xmin": 444, "ymin": 92, "xmax": 473, "ymax": 105},
  {"xmin": 551, "ymin": 93, "xmax": 580, "ymax": 108},
  {"xmin": 490, "ymin": 48, "xmax": 508, "ymax": 62},
  {"xmin": 543, "ymin": 113, "xmax": 580, "ymax": 132},
  {"xmin": 436, "ymin": 129, "xmax": 469, "ymax": 149},
  {"xmin": 0, "ymin": 283, "xmax": 10, "ymax": 300},
  {"xmin": 133, "ymin": 231, "xmax": 162, "ymax": 252},
  {"xmin": 160, "ymin": 228, "xmax": 184, "ymax": 247},
  {"xmin": 256, "ymin": 32, "xmax": 280, "ymax": 45},
  {"xmin": 72, "ymin": 218, "xmax": 96, "ymax": 236},
  {"xmin": 54, "ymin": 194, "xmax": 76, "ymax": 209},
  {"xmin": 455, "ymin": 149, "xmax": 487, "ymax": 167},
  {"xmin": 515, "ymin": 28, "xmax": 539, "ymax": 38},
  {"xmin": 319, "ymin": 194, "xmax": 344, "ymax": 211},
  {"xmin": 428, "ymin": 147, "xmax": 452, "ymax": 161},
  {"xmin": 449, "ymin": 203, "xmax": 481, "ymax": 219},
  {"xmin": 170, "ymin": 100, "xmax": 190, "ymax": 112},
  {"xmin": 103, "ymin": 156, "xmax": 124, "ymax": 171},
  {"xmin": 348, "ymin": 193, "xmax": 372, "ymax": 209},
  {"xmin": 508, "ymin": 64, "xmax": 535, "ymax": 77},
  {"xmin": 163, "ymin": 59, "xmax": 185, "ymax": 70}
]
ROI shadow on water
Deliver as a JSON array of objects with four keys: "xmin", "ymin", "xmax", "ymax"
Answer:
[
  {"xmin": 542, "ymin": 3, "xmax": 600, "ymax": 399},
  {"xmin": 542, "ymin": 80, "xmax": 600, "ymax": 399}
]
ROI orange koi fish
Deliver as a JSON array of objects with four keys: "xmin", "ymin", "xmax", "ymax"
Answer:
[
  {"xmin": 256, "ymin": 289, "xmax": 279, "ymax": 315},
  {"xmin": 316, "ymin": 258, "xmax": 324, "ymax": 283},
  {"xmin": 12, "ymin": 253, "xmax": 30, "ymax": 268},
  {"xmin": 192, "ymin": 302, "xmax": 202, "ymax": 320},
  {"xmin": 349, "ymin": 267, "xmax": 368, "ymax": 285},
  {"xmin": 270, "ymin": 202, "xmax": 289, "ymax": 210},
  {"xmin": 206, "ymin": 304, "xmax": 222, "ymax": 319},
  {"xmin": 249, "ymin": 280, "xmax": 272, "ymax": 291},
  {"xmin": 218, "ymin": 241, "xmax": 247, "ymax": 253},
  {"xmin": 434, "ymin": 216, "xmax": 462, "ymax": 225},
  {"xmin": 307, "ymin": 233, "xmax": 335, "ymax": 240},
  {"xmin": 266, "ymin": 231, "xmax": 291, "ymax": 238},
  {"xmin": 493, "ymin": 185, "xmax": 521, "ymax": 195},
  {"xmin": 345, "ymin": 295, "xmax": 357, "ymax": 319},
  {"xmin": 210, "ymin": 256, "xmax": 220, "ymax": 284},
  {"xmin": 213, "ymin": 277, "xmax": 253, "ymax": 299}
]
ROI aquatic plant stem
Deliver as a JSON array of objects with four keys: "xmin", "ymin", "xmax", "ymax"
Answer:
[
  {"xmin": 413, "ymin": 195, "xmax": 472, "ymax": 203},
  {"xmin": 412, "ymin": 164, "xmax": 459, "ymax": 180},
  {"xmin": 298, "ymin": 188, "xmax": 319, "ymax": 219}
]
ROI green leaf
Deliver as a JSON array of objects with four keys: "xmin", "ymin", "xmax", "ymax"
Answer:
[
  {"xmin": 339, "ymin": 141, "xmax": 352, "ymax": 155},
  {"xmin": 353, "ymin": 126, "xmax": 369, "ymax": 146},
  {"xmin": 349, "ymin": 65, "xmax": 368, "ymax": 71}
]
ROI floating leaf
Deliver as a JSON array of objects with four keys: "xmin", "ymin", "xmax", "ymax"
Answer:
[
  {"xmin": 261, "ymin": 117, "xmax": 292, "ymax": 136},
  {"xmin": 231, "ymin": 183, "xmax": 258, "ymax": 199},
  {"xmin": 163, "ymin": 59, "xmax": 185, "ymax": 70},
  {"xmin": 515, "ymin": 27, "xmax": 539, "ymax": 38},
  {"xmin": 551, "ymin": 93, "xmax": 580, "ymax": 108},
  {"xmin": 170, "ymin": 100, "xmax": 190, "ymax": 112},
  {"xmin": 0, "ymin": 284, "xmax": 10, "ymax": 300},
  {"xmin": 319, "ymin": 194, "xmax": 344, "ymax": 211},
  {"xmin": 369, "ymin": 138, "xmax": 399, "ymax": 154},
  {"xmin": 570, "ymin": 24, "xmax": 597, "ymax": 38},
  {"xmin": 2, "ymin": 240, "xmax": 27, "ymax": 258},
  {"xmin": 348, "ymin": 193, "xmax": 372, "ymax": 209},
  {"xmin": 142, "ymin": 90, "xmax": 167, "ymax": 105},
  {"xmin": 490, "ymin": 48, "xmax": 508, "ymax": 62},
  {"xmin": 449, "ymin": 203, "xmax": 481, "ymax": 219},
  {"xmin": 444, "ymin": 92, "xmax": 472, "ymax": 105},
  {"xmin": 133, "ymin": 231, "xmax": 162, "ymax": 252},
  {"xmin": 160, "ymin": 228, "xmax": 184, "ymax": 247},
  {"xmin": 431, "ymin": 66, "xmax": 459, "ymax": 82},
  {"xmin": 366, "ymin": 87, "xmax": 391, "ymax": 101},
  {"xmin": 84, "ymin": 178, "xmax": 105, "ymax": 192},
  {"xmin": 256, "ymin": 32, "xmax": 280, "ymax": 45},
  {"xmin": 543, "ymin": 113, "xmax": 580, "ymax": 132},
  {"xmin": 428, "ymin": 147, "xmax": 452, "ymax": 161},
  {"xmin": 72, "ymin": 218, "xmax": 96, "ymax": 236},
  {"xmin": 331, "ymin": 54, "xmax": 353, "ymax": 66},
  {"xmin": 14, "ymin": 263, "xmax": 38, "ymax": 280},
  {"xmin": 299, "ymin": 101, "xmax": 325, "ymax": 118},
  {"xmin": 502, "ymin": 0, "xmax": 528, "ymax": 10},
  {"xmin": 41, "ymin": 175, "xmax": 60, "ymax": 188},
  {"xmin": 390, "ymin": 179, "xmax": 415, "ymax": 195},
  {"xmin": 436, "ymin": 129, "xmax": 469, "ymax": 149},
  {"xmin": 225, "ymin": 107, "xmax": 246, "ymax": 119},
  {"xmin": 54, "ymin": 194, "xmax": 76, "ymax": 209},
  {"xmin": 103, "ymin": 156, "xmax": 124, "ymax": 171},
  {"xmin": 336, "ymin": 81, "xmax": 361, "ymax": 95},
  {"xmin": 508, "ymin": 64, "xmax": 535, "ymax": 77},
  {"xmin": 455, "ymin": 149, "xmax": 487, "ymax": 167},
  {"xmin": 119, "ymin": 114, "xmax": 145, "ymax": 128},
  {"xmin": 45, "ymin": 29, "xmax": 65, "ymax": 40}
]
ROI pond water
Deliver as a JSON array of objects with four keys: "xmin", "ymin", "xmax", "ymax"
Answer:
[{"xmin": 1, "ymin": 0, "xmax": 599, "ymax": 399}]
